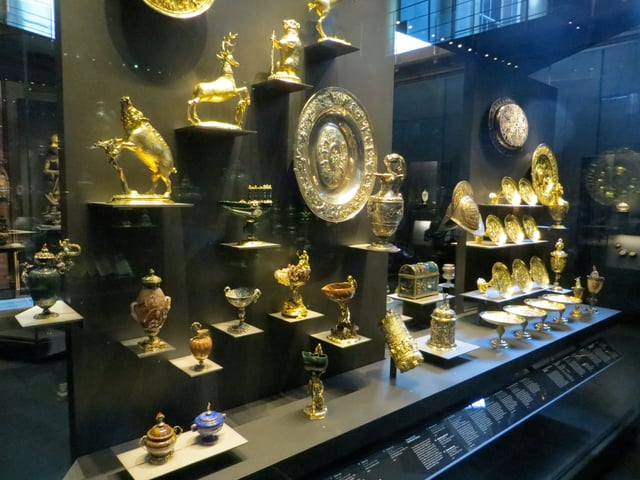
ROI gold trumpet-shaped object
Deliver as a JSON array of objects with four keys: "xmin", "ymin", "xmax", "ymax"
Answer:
[{"xmin": 381, "ymin": 310, "xmax": 423, "ymax": 372}]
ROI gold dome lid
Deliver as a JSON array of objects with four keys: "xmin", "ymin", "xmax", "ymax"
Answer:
[{"xmin": 146, "ymin": 412, "xmax": 176, "ymax": 442}]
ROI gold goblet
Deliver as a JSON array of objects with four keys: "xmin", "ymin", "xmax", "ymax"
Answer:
[
  {"xmin": 321, "ymin": 275, "xmax": 358, "ymax": 344},
  {"xmin": 585, "ymin": 266, "xmax": 605, "ymax": 315}
]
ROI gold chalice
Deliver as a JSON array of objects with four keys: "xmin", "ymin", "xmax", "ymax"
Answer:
[{"xmin": 321, "ymin": 275, "xmax": 358, "ymax": 344}]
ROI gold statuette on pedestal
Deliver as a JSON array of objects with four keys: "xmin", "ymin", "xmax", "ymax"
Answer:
[
  {"xmin": 380, "ymin": 310, "xmax": 423, "ymax": 372},
  {"xmin": 302, "ymin": 343, "xmax": 328, "ymax": 419},
  {"xmin": 269, "ymin": 19, "xmax": 303, "ymax": 84},
  {"xmin": 93, "ymin": 97, "xmax": 176, "ymax": 204},
  {"xmin": 308, "ymin": 0, "xmax": 350, "ymax": 44},
  {"xmin": 187, "ymin": 33, "xmax": 250, "ymax": 129}
]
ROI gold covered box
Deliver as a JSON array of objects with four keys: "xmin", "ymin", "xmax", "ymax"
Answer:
[{"xmin": 396, "ymin": 261, "xmax": 440, "ymax": 299}]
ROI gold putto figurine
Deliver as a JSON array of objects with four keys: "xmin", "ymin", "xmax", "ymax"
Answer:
[
  {"xmin": 187, "ymin": 33, "xmax": 250, "ymax": 129},
  {"xmin": 269, "ymin": 19, "xmax": 303, "ymax": 84},
  {"xmin": 93, "ymin": 96, "xmax": 176, "ymax": 204},
  {"xmin": 274, "ymin": 250, "xmax": 311, "ymax": 319}
]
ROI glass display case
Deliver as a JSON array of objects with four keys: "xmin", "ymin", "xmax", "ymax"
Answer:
[{"xmin": 1, "ymin": 1, "xmax": 640, "ymax": 479}]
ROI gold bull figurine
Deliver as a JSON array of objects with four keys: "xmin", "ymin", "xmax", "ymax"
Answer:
[
  {"xmin": 93, "ymin": 96, "xmax": 176, "ymax": 202},
  {"xmin": 187, "ymin": 32, "xmax": 250, "ymax": 129}
]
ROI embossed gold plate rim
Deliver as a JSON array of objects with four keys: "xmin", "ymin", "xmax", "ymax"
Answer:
[
  {"xmin": 142, "ymin": 0, "xmax": 215, "ymax": 18},
  {"xmin": 529, "ymin": 255, "xmax": 550, "ymax": 287},
  {"xmin": 293, "ymin": 87, "xmax": 377, "ymax": 223},
  {"xmin": 531, "ymin": 144, "xmax": 559, "ymax": 206},
  {"xmin": 504, "ymin": 213, "xmax": 525, "ymax": 243}
]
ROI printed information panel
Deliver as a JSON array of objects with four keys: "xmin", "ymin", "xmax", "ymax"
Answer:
[{"xmin": 324, "ymin": 339, "xmax": 620, "ymax": 480}]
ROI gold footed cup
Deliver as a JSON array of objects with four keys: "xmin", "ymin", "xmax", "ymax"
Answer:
[{"xmin": 321, "ymin": 276, "xmax": 358, "ymax": 344}]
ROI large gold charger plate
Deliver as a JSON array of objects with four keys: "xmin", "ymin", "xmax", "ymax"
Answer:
[
  {"xmin": 531, "ymin": 144, "xmax": 560, "ymax": 206},
  {"xmin": 293, "ymin": 87, "xmax": 377, "ymax": 223},
  {"xmin": 142, "ymin": 0, "xmax": 215, "ymax": 18}
]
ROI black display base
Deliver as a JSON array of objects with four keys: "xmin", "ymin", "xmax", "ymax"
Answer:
[{"xmin": 305, "ymin": 39, "xmax": 359, "ymax": 62}]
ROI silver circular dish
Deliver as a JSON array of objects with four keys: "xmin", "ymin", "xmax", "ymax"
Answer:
[
  {"xmin": 293, "ymin": 87, "xmax": 377, "ymax": 223},
  {"xmin": 142, "ymin": 0, "xmax": 215, "ymax": 18}
]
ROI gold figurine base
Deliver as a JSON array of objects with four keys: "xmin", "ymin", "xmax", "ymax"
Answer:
[
  {"xmin": 303, "ymin": 405, "xmax": 328, "ymax": 420},
  {"xmin": 111, "ymin": 191, "xmax": 174, "ymax": 206},
  {"xmin": 190, "ymin": 120, "xmax": 243, "ymax": 131},
  {"xmin": 138, "ymin": 335, "xmax": 167, "ymax": 353}
]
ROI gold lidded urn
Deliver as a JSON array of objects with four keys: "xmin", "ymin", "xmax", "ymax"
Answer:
[
  {"xmin": 571, "ymin": 277, "xmax": 585, "ymax": 318},
  {"xmin": 428, "ymin": 295, "xmax": 457, "ymax": 351},
  {"xmin": 549, "ymin": 238, "xmax": 568, "ymax": 292},
  {"xmin": 139, "ymin": 412, "xmax": 183, "ymax": 465},
  {"xmin": 189, "ymin": 322, "xmax": 212, "ymax": 371},
  {"xmin": 586, "ymin": 265, "xmax": 605, "ymax": 315},
  {"xmin": 130, "ymin": 269, "xmax": 172, "ymax": 352},
  {"xmin": 380, "ymin": 310, "xmax": 423, "ymax": 372},
  {"xmin": 321, "ymin": 275, "xmax": 359, "ymax": 344},
  {"xmin": 366, "ymin": 153, "xmax": 406, "ymax": 252},
  {"xmin": 274, "ymin": 250, "xmax": 311, "ymax": 319}
]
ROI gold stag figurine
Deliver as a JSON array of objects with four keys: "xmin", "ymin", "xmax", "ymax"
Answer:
[
  {"xmin": 93, "ymin": 96, "xmax": 176, "ymax": 203},
  {"xmin": 187, "ymin": 32, "xmax": 250, "ymax": 129},
  {"xmin": 269, "ymin": 19, "xmax": 303, "ymax": 84}
]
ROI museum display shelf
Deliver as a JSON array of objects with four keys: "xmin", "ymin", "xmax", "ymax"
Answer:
[
  {"xmin": 64, "ymin": 305, "xmax": 620, "ymax": 480},
  {"xmin": 304, "ymin": 40, "xmax": 359, "ymax": 63},
  {"xmin": 175, "ymin": 125, "xmax": 257, "ymax": 137},
  {"xmin": 252, "ymin": 79, "xmax": 313, "ymax": 95}
]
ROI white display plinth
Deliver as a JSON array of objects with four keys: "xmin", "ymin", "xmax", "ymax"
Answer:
[
  {"xmin": 113, "ymin": 425, "xmax": 247, "ymax": 480},
  {"xmin": 348, "ymin": 243, "xmax": 400, "ymax": 253},
  {"xmin": 121, "ymin": 336, "xmax": 175, "ymax": 358},
  {"xmin": 310, "ymin": 330, "xmax": 371, "ymax": 348},
  {"xmin": 387, "ymin": 292, "xmax": 451, "ymax": 305},
  {"xmin": 415, "ymin": 335, "xmax": 480, "ymax": 360},
  {"xmin": 211, "ymin": 320, "xmax": 263, "ymax": 337},
  {"xmin": 169, "ymin": 355, "xmax": 223, "ymax": 377},
  {"xmin": 15, "ymin": 300, "xmax": 83, "ymax": 328},
  {"xmin": 220, "ymin": 241, "xmax": 280, "ymax": 250},
  {"xmin": 269, "ymin": 310, "xmax": 324, "ymax": 323}
]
